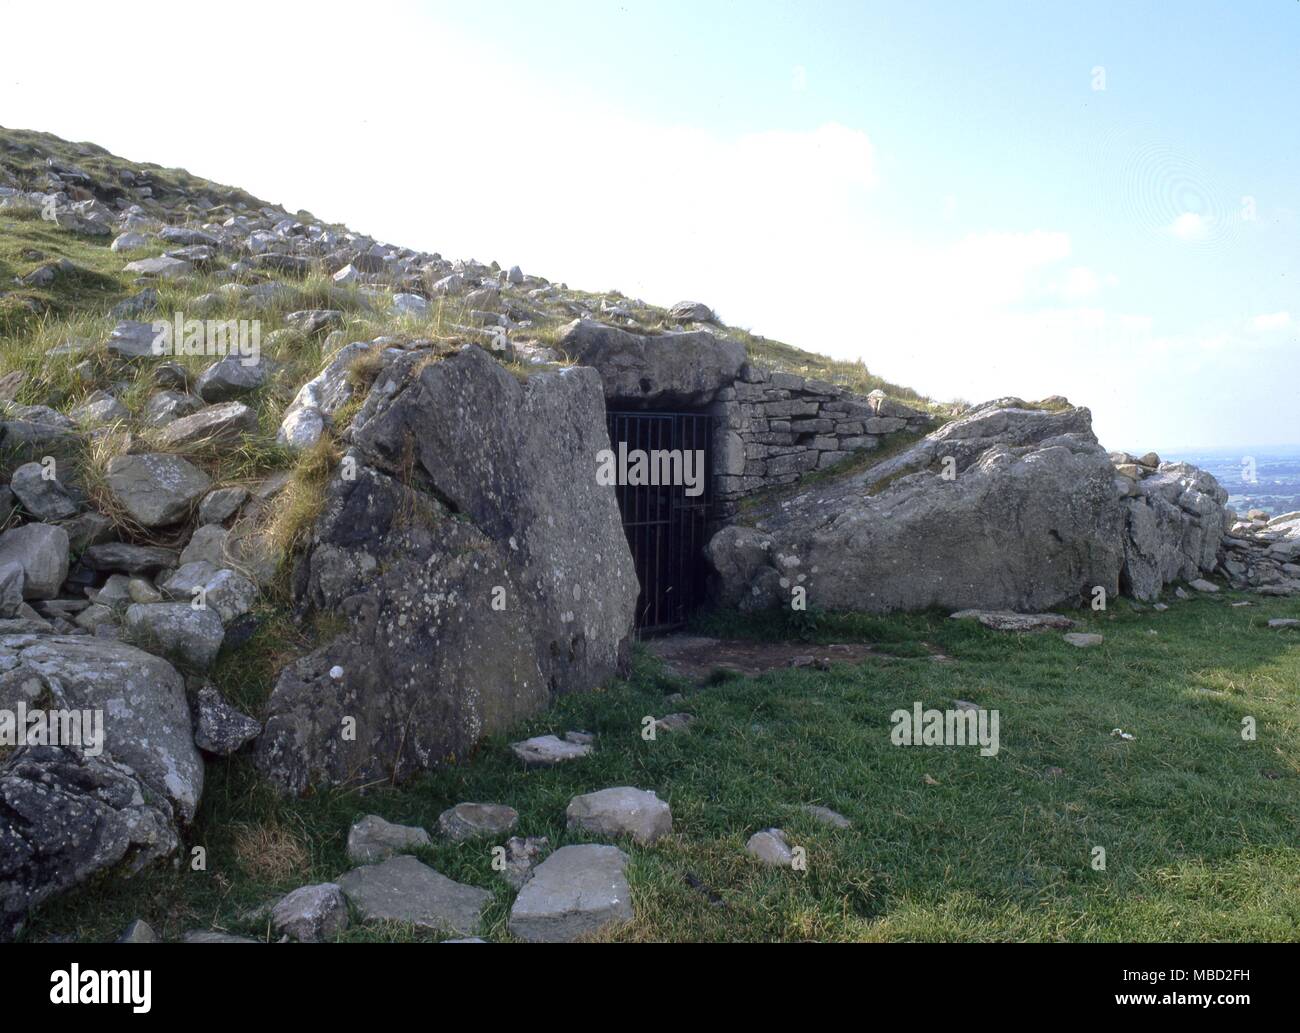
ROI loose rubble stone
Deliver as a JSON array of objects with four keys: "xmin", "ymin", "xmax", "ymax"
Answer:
[
  {"xmin": 105, "ymin": 454, "xmax": 211, "ymax": 527},
  {"xmin": 499, "ymin": 836, "xmax": 549, "ymax": 889},
  {"xmin": 346, "ymin": 814, "xmax": 432, "ymax": 864},
  {"xmin": 198, "ymin": 486, "xmax": 248, "ymax": 525},
  {"xmin": 82, "ymin": 542, "xmax": 176, "ymax": 576},
  {"xmin": 508, "ymin": 844, "xmax": 632, "ymax": 943},
  {"xmin": 195, "ymin": 356, "xmax": 267, "ymax": 403},
  {"xmin": 182, "ymin": 930, "xmax": 256, "ymax": 943},
  {"xmin": 437, "ymin": 802, "xmax": 519, "ymax": 842},
  {"xmin": 271, "ymin": 883, "xmax": 349, "ymax": 942},
  {"xmin": 1063, "ymin": 632, "xmax": 1104, "ymax": 648},
  {"xmin": 565, "ymin": 786, "xmax": 672, "ymax": 845},
  {"xmin": 155, "ymin": 402, "xmax": 257, "ymax": 447},
  {"xmin": 338, "ymin": 855, "xmax": 490, "ymax": 937},
  {"xmin": 654, "ymin": 713, "xmax": 694, "ymax": 733},
  {"xmin": 0, "ymin": 523, "xmax": 69, "ymax": 598},
  {"xmin": 117, "ymin": 919, "xmax": 158, "ymax": 943},
  {"xmin": 123, "ymin": 601, "xmax": 225, "ymax": 670}
]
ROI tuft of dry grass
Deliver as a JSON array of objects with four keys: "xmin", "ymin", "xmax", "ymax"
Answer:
[
  {"xmin": 264, "ymin": 434, "xmax": 342, "ymax": 560},
  {"xmin": 230, "ymin": 815, "xmax": 311, "ymax": 881}
]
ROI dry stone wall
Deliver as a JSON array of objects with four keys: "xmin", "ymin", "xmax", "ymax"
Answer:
[{"xmin": 711, "ymin": 367, "xmax": 932, "ymax": 518}]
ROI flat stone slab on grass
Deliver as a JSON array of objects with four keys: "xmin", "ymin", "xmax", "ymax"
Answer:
[
  {"xmin": 346, "ymin": 814, "xmax": 432, "ymax": 863},
  {"xmin": 338, "ymin": 855, "xmax": 491, "ymax": 937},
  {"xmin": 799, "ymin": 805, "xmax": 851, "ymax": 829},
  {"xmin": 646, "ymin": 634, "xmax": 879, "ymax": 683},
  {"xmin": 1063, "ymin": 632, "xmax": 1104, "ymax": 648},
  {"xmin": 949, "ymin": 610, "xmax": 1078, "ymax": 632},
  {"xmin": 438, "ymin": 802, "xmax": 519, "ymax": 842},
  {"xmin": 511, "ymin": 733, "xmax": 591, "ymax": 766},
  {"xmin": 566, "ymin": 786, "xmax": 672, "ymax": 845},
  {"xmin": 1267, "ymin": 618, "xmax": 1299, "ymax": 629},
  {"xmin": 508, "ymin": 844, "xmax": 632, "ymax": 943},
  {"xmin": 654, "ymin": 713, "xmax": 694, "ymax": 733},
  {"xmin": 746, "ymin": 828, "xmax": 794, "ymax": 866}
]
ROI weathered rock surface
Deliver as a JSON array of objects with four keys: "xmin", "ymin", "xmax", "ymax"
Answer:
[
  {"xmin": 508, "ymin": 844, "xmax": 632, "ymax": 942},
  {"xmin": 255, "ymin": 345, "xmax": 637, "ymax": 794},
  {"xmin": 338, "ymin": 855, "xmax": 490, "ymax": 936}
]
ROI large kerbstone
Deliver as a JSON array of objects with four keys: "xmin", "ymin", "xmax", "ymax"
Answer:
[
  {"xmin": 255, "ymin": 345, "xmax": 637, "ymax": 794},
  {"xmin": 508, "ymin": 844, "xmax": 633, "ymax": 943},
  {"xmin": 338, "ymin": 855, "xmax": 491, "ymax": 936},
  {"xmin": 707, "ymin": 400, "xmax": 1127, "ymax": 614}
]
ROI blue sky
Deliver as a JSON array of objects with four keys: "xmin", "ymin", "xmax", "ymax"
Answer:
[{"xmin": 2, "ymin": 0, "xmax": 1295, "ymax": 450}]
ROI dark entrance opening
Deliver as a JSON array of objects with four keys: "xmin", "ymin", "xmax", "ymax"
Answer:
[{"xmin": 605, "ymin": 410, "xmax": 712, "ymax": 635}]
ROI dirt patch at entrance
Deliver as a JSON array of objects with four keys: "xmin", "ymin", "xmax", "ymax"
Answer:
[{"xmin": 645, "ymin": 635, "xmax": 885, "ymax": 683}]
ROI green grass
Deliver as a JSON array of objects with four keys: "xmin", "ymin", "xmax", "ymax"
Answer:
[{"xmin": 21, "ymin": 591, "xmax": 1300, "ymax": 942}]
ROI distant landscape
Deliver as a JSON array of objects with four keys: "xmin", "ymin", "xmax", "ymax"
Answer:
[{"xmin": 1163, "ymin": 446, "xmax": 1300, "ymax": 517}]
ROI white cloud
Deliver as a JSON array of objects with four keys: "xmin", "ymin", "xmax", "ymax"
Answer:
[
  {"xmin": 1169, "ymin": 212, "xmax": 1208, "ymax": 241},
  {"xmin": 1250, "ymin": 311, "xmax": 1292, "ymax": 331}
]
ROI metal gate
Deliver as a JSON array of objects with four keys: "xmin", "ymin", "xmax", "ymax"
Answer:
[{"xmin": 605, "ymin": 410, "xmax": 712, "ymax": 635}]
